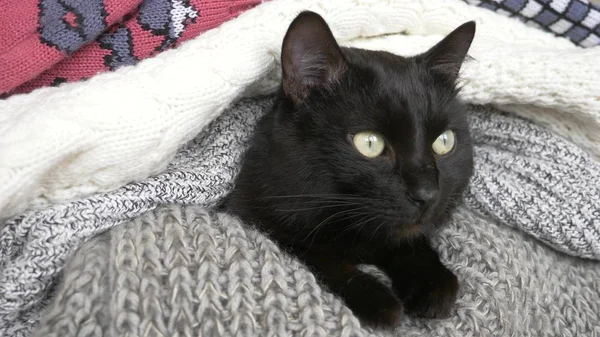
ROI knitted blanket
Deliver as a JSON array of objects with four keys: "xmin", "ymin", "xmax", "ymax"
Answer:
[
  {"xmin": 32, "ymin": 205, "xmax": 600, "ymax": 337},
  {"xmin": 2, "ymin": 0, "xmax": 600, "ymax": 334},
  {"xmin": 1, "ymin": 0, "xmax": 598, "ymax": 97},
  {"xmin": 24, "ymin": 100, "xmax": 600, "ymax": 337},
  {"xmin": 0, "ymin": 0, "xmax": 262, "ymax": 95},
  {"xmin": 4, "ymin": 0, "xmax": 600, "ymax": 222},
  {"xmin": 464, "ymin": 0, "xmax": 600, "ymax": 47}
]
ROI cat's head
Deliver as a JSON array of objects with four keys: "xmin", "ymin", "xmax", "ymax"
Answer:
[{"xmin": 239, "ymin": 12, "xmax": 476, "ymax": 241}]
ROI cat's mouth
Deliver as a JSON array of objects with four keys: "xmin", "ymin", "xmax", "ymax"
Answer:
[
  {"xmin": 380, "ymin": 208, "xmax": 436, "ymax": 238},
  {"xmin": 383, "ymin": 204, "xmax": 429, "ymax": 223}
]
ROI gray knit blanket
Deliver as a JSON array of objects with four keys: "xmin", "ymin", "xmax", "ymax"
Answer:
[{"xmin": 2, "ymin": 97, "xmax": 600, "ymax": 336}]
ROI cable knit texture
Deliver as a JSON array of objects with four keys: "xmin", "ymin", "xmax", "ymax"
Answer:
[
  {"xmin": 2, "ymin": 0, "xmax": 600, "ymax": 221},
  {"xmin": 0, "ymin": 97, "xmax": 269, "ymax": 337},
  {"xmin": 2, "ymin": 97, "xmax": 600, "ymax": 336},
  {"xmin": 33, "ymin": 205, "xmax": 600, "ymax": 337}
]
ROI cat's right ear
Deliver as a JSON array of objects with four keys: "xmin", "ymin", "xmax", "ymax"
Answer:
[
  {"xmin": 420, "ymin": 21, "xmax": 476, "ymax": 84},
  {"xmin": 281, "ymin": 11, "xmax": 347, "ymax": 104}
]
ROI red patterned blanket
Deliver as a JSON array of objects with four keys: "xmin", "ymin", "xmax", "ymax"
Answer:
[{"xmin": 0, "ymin": 0, "xmax": 262, "ymax": 96}]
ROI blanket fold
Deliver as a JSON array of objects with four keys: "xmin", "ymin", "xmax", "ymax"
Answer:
[{"xmin": 464, "ymin": 107, "xmax": 600, "ymax": 259}]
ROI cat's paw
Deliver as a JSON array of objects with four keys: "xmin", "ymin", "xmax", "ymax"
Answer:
[
  {"xmin": 342, "ymin": 273, "xmax": 404, "ymax": 327},
  {"xmin": 394, "ymin": 264, "xmax": 458, "ymax": 318}
]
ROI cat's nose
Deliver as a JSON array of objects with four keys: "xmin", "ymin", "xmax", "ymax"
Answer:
[{"xmin": 406, "ymin": 187, "xmax": 438, "ymax": 207}]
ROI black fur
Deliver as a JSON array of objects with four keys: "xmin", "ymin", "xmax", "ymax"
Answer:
[{"xmin": 225, "ymin": 12, "xmax": 476, "ymax": 328}]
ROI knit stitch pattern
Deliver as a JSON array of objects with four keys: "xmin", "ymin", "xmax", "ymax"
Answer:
[
  {"xmin": 33, "ymin": 205, "xmax": 600, "ymax": 337},
  {"xmin": 462, "ymin": 0, "xmax": 600, "ymax": 47},
  {"xmin": 5, "ymin": 0, "xmax": 600, "ymax": 222},
  {"xmin": 2, "ymin": 0, "xmax": 598, "ymax": 97},
  {"xmin": 2, "ymin": 98, "xmax": 600, "ymax": 336},
  {"xmin": 0, "ymin": 0, "xmax": 262, "ymax": 96},
  {"xmin": 0, "ymin": 97, "xmax": 271, "ymax": 337},
  {"xmin": 464, "ymin": 107, "xmax": 600, "ymax": 260}
]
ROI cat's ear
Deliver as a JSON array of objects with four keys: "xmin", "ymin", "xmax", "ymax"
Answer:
[
  {"xmin": 420, "ymin": 21, "xmax": 476, "ymax": 83},
  {"xmin": 281, "ymin": 11, "xmax": 347, "ymax": 104}
]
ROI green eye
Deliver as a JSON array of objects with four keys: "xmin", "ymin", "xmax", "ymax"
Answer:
[
  {"xmin": 432, "ymin": 130, "xmax": 456, "ymax": 155},
  {"xmin": 353, "ymin": 131, "xmax": 385, "ymax": 158}
]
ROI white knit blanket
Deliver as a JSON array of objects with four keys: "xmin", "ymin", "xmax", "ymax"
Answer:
[{"xmin": 0, "ymin": 0, "xmax": 598, "ymax": 218}]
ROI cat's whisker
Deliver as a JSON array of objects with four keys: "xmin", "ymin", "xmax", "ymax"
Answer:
[
  {"xmin": 275, "ymin": 205, "xmax": 348, "ymax": 212},
  {"xmin": 298, "ymin": 210, "xmax": 374, "ymax": 254},
  {"xmin": 327, "ymin": 213, "xmax": 374, "ymax": 236},
  {"xmin": 301, "ymin": 208, "xmax": 365, "ymax": 243},
  {"xmin": 335, "ymin": 213, "xmax": 382, "ymax": 240},
  {"xmin": 228, "ymin": 199, "xmax": 366, "ymax": 212},
  {"xmin": 365, "ymin": 218, "xmax": 386, "ymax": 243},
  {"xmin": 367, "ymin": 224, "xmax": 381, "ymax": 243},
  {"xmin": 272, "ymin": 201, "xmax": 367, "ymax": 210},
  {"xmin": 352, "ymin": 214, "xmax": 385, "ymax": 245},
  {"xmin": 264, "ymin": 194, "xmax": 373, "ymax": 202}
]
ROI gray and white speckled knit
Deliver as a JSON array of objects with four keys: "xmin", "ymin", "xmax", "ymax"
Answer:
[
  {"xmin": 0, "ymin": 98, "xmax": 271, "ymax": 336},
  {"xmin": 1, "ymin": 98, "xmax": 600, "ymax": 336},
  {"xmin": 465, "ymin": 106, "xmax": 600, "ymax": 259}
]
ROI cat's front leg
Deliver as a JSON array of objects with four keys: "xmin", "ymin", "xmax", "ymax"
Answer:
[
  {"xmin": 379, "ymin": 237, "xmax": 458, "ymax": 318},
  {"xmin": 302, "ymin": 255, "xmax": 403, "ymax": 327}
]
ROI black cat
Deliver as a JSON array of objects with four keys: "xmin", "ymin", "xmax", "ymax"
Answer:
[{"xmin": 225, "ymin": 11, "xmax": 475, "ymax": 327}]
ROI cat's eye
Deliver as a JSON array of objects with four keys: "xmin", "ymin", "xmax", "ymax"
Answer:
[
  {"xmin": 432, "ymin": 130, "xmax": 456, "ymax": 155},
  {"xmin": 353, "ymin": 131, "xmax": 386, "ymax": 158}
]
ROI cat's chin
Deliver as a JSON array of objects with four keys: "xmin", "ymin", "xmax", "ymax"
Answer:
[{"xmin": 389, "ymin": 222, "xmax": 428, "ymax": 240}]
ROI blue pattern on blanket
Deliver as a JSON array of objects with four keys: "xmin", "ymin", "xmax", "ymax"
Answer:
[{"xmin": 463, "ymin": 0, "xmax": 600, "ymax": 47}]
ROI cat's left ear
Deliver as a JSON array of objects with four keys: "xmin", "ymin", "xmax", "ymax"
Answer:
[{"xmin": 420, "ymin": 21, "xmax": 476, "ymax": 83}]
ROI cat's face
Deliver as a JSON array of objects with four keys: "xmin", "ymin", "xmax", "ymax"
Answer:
[
  {"xmin": 273, "ymin": 14, "xmax": 475, "ymax": 239},
  {"xmin": 230, "ymin": 14, "xmax": 476, "ymax": 242},
  {"xmin": 280, "ymin": 52, "xmax": 473, "ymax": 236}
]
